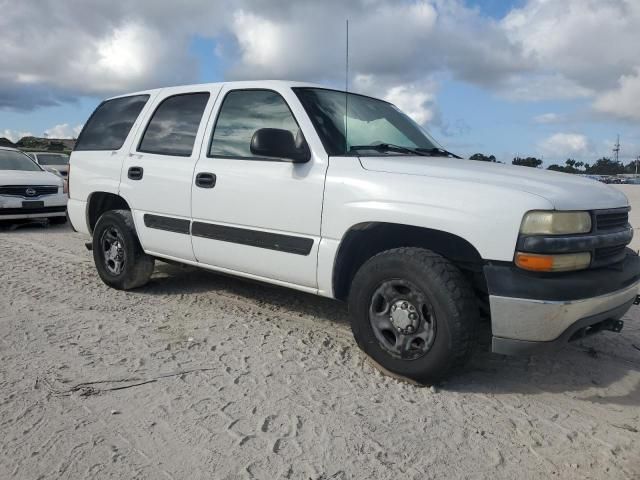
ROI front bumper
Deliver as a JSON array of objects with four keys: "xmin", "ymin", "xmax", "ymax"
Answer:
[
  {"xmin": 485, "ymin": 252, "xmax": 640, "ymax": 355},
  {"xmin": 0, "ymin": 193, "xmax": 67, "ymax": 220}
]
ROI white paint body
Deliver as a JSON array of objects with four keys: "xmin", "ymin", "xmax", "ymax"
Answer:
[{"xmin": 67, "ymin": 81, "xmax": 630, "ymax": 299}]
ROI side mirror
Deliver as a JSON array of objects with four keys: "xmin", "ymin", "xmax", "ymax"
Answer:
[{"xmin": 250, "ymin": 128, "xmax": 310, "ymax": 163}]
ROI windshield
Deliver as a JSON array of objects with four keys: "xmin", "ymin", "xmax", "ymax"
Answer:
[
  {"xmin": 35, "ymin": 153, "xmax": 69, "ymax": 165},
  {"xmin": 0, "ymin": 150, "xmax": 43, "ymax": 171},
  {"xmin": 293, "ymin": 87, "xmax": 438, "ymax": 156}
]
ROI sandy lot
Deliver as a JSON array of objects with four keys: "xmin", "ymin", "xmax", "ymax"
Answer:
[{"xmin": 1, "ymin": 187, "xmax": 640, "ymax": 479}]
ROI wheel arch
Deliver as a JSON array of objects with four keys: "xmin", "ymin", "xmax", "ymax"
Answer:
[
  {"xmin": 332, "ymin": 222, "xmax": 486, "ymax": 301},
  {"xmin": 86, "ymin": 191, "xmax": 131, "ymax": 234}
]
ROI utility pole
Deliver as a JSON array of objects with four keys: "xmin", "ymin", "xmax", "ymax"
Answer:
[{"xmin": 613, "ymin": 134, "xmax": 620, "ymax": 163}]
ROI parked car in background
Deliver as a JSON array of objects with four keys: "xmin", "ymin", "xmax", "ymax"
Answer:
[
  {"xmin": 0, "ymin": 146, "xmax": 67, "ymax": 224},
  {"xmin": 68, "ymin": 81, "xmax": 639, "ymax": 383},
  {"xmin": 26, "ymin": 152, "xmax": 70, "ymax": 177}
]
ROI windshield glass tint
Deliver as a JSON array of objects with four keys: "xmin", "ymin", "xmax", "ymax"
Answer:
[
  {"xmin": 0, "ymin": 150, "xmax": 42, "ymax": 171},
  {"xmin": 294, "ymin": 88, "xmax": 436, "ymax": 156},
  {"xmin": 36, "ymin": 153, "xmax": 69, "ymax": 165}
]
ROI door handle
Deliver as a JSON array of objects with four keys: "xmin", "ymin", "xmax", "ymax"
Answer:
[
  {"xmin": 128, "ymin": 166, "xmax": 144, "ymax": 180},
  {"xmin": 195, "ymin": 172, "xmax": 216, "ymax": 188}
]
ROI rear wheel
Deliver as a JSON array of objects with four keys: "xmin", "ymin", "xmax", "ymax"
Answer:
[
  {"xmin": 348, "ymin": 247, "xmax": 477, "ymax": 384},
  {"xmin": 92, "ymin": 209, "xmax": 154, "ymax": 290}
]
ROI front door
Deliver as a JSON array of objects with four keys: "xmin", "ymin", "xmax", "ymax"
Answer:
[
  {"xmin": 120, "ymin": 86, "xmax": 220, "ymax": 261},
  {"xmin": 191, "ymin": 86, "xmax": 327, "ymax": 289}
]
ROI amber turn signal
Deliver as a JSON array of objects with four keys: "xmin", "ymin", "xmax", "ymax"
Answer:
[{"xmin": 515, "ymin": 252, "xmax": 591, "ymax": 272}]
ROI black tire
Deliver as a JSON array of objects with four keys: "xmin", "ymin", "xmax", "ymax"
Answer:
[
  {"xmin": 92, "ymin": 209, "xmax": 154, "ymax": 290},
  {"xmin": 49, "ymin": 215, "xmax": 67, "ymax": 225},
  {"xmin": 348, "ymin": 247, "xmax": 477, "ymax": 384}
]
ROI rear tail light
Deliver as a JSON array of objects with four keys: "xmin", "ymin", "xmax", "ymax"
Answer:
[
  {"xmin": 63, "ymin": 179, "xmax": 68, "ymax": 194},
  {"xmin": 67, "ymin": 164, "xmax": 71, "ymax": 197}
]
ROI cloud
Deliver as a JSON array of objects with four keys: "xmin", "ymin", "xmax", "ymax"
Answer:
[
  {"xmin": 384, "ymin": 84, "xmax": 436, "ymax": 125},
  {"xmin": 44, "ymin": 124, "xmax": 84, "ymax": 139},
  {"xmin": 1, "ymin": 129, "xmax": 33, "ymax": 143},
  {"xmin": 533, "ymin": 113, "xmax": 563, "ymax": 124},
  {"xmin": 501, "ymin": 0, "xmax": 640, "ymax": 91},
  {"xmin": 0, "ymin": 0, "xmax": 639, "ymax": 131},
  {"xmin": 538, "ymin": 133, "xmax": 592, "ymax": 159},
  {"xmin": 0, "ymin": 0, "xmax": 528, "ymax": 114},
  {"xmin": 499, "ymin": 74, "xmax": 593, "ymax": 102},
  {"xmin": 0, "ymin": 2, "xmax": 210, "ymax": 110},
  {"xmin": 593, "ymin": 68, "xmax": 640, "ymax": 121}
]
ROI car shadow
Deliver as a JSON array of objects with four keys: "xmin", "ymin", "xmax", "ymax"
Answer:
[
  {"xmin": 140, "ymin": 261, "xmax": 640, "ymax": 404},
  {"xmin": 0, "ymin": 219, "xmax": 71, "ymax": 233},
  {"xmin": 140, "ymin": 261, "xmax": 351, "ymax": 326}
]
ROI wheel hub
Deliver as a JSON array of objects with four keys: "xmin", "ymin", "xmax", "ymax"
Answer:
[
  {"xmin": 368, "ymin": 279, "xmax": 437, "ymax": 360},
  {"xmin": 390, "ymin": 300, "xmax": 419, "ymax": 334},
  {"xmin": 101, "ymin": 228, "xmax": 125, "ymax": 276},
  {"xmin": 106, "ymin": 243, "xmax": 122, "ymax": 261}
]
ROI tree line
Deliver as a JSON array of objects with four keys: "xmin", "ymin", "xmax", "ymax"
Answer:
[{"xmin": 469, "ymin": 153, "xmax": 639, "ymax": 175}]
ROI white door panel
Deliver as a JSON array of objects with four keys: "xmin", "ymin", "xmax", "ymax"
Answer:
[{"xmin": 191, "ymin": 85, "xmax": 327, "ymax": 288}]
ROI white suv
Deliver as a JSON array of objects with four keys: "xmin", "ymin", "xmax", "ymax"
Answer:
[{"xmin": 68, "ymin": 81, "xmax": 639, "ymax": 383}]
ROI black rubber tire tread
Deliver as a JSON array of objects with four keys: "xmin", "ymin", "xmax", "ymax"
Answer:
[
  {"xmin": 348, "ymin": 247, "xmax": 477, "ymax": 384},
  {"xmin": 92, "ymin": 209, "xmax": 154, "ymax": 290}
]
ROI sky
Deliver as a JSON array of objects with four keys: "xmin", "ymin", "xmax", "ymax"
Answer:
[{"xmin": 1, "ymin": 0, "xmax": 639, "ymax": 166}]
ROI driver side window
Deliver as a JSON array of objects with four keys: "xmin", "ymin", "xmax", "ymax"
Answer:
[{"xmin": 209, "ymin": 90, "xmax": 300, "ymax": 159}]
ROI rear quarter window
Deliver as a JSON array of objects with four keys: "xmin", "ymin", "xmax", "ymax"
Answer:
[{"xmin": 75, "ymin": 94, "xmax": 149, "ymax": 151}]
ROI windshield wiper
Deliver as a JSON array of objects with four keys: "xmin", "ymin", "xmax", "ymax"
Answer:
[
  {"xmin": 416, "ymin": 147, "xmax": 462, "ymax": 159},
  {"xmin": 349, "ymin": 143, "xmax": 428, "ymax": 156}
]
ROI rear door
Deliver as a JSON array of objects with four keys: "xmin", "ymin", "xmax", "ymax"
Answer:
[
  {"xmin": 120, "ymin": 85, "xmax": 221, "ymax": 261},
  {"xmin": 191, "ymin": 86, "xmax": 328, "ymax": 288}
]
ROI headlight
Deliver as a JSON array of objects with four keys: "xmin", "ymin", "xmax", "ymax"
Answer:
[{"xmin": 520, "ymin": 211, "xmax": 591, "ymax": 235}]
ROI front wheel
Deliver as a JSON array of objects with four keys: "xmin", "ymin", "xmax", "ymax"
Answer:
[
  {"xmin": 348, "ymin": 247, "xmax": 477, "ymax": 384},
  {"xmin": 92, "ymin": 209, "xmax": 154, "ymax": 290}
]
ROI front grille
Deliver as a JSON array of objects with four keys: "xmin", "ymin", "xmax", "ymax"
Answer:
[
  {"xmin": 0, "ymin": 206, "xmax": 66, "ymax": 216},
  {"xmin": 595, "ymin": 209, "xmax": 629, "ymax": 231},
  {"xmin": 594, "ymin": 244, "xmax": 627, "ymax": 265},
  {"xmin": 0, "ymin": 185, "xmax": 59, "ymax": 197}
]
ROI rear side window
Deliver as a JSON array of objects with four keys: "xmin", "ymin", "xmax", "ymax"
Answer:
[
  {"xmin": 138, "ymin": 93, "xmax": 210, "ymax": 157},
  {"xmin": 75, "ymin": 95, "xmax": 149, "ymax": 151},
  {"xmin": 209, "ymin": 90, "xmax": 300, "ymax": 159}
]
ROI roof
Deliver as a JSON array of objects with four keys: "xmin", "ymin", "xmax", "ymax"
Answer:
[{"xmin": 105, "ymin": 80, "xmax": 328, "ymax": 101}]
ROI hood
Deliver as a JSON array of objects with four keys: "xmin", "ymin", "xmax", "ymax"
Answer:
[
  {"xmin": 0, "ymin": 169, "xmax": 63, "ymax": 187},
  {"xmin": 359, "ymin": 156, "xmax": 628, "ymax": 211}
]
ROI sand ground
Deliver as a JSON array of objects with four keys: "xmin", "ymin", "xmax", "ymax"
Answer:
[{"xmin": 0, "ymin": 186, "xmax": 639, "ymax": 479}]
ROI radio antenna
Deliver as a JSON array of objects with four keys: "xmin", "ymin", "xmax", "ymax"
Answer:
[{"xmin": 345, "ymin": 19, "xmax": 349, "ymax": 154}]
